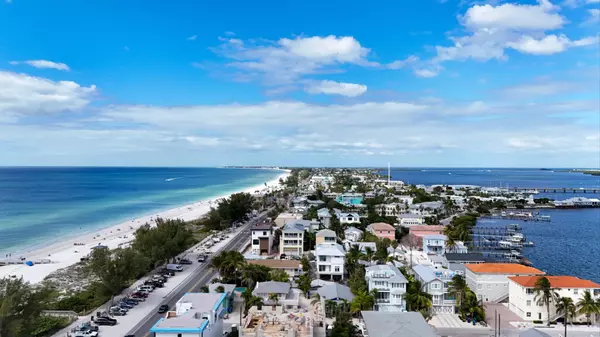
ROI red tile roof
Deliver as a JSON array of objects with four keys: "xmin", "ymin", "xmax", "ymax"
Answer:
[
  {"xmin": 508, "ymin": 276, "xmax": 600, "ymax": 288},
  {"xmin": 466, "ymin": 263, "xmax": 545, "ymax": 275}
]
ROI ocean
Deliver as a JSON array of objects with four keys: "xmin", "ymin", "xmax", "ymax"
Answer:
[
  {"xmin": 0, "ymin": 167, "xmax": 282, "ymax": 255},
  {"xmin": 386, "ymin": 168, "xmax": 600, "ymax": 282}
]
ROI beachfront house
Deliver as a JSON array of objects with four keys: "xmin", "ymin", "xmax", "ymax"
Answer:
[
  {"xmin": 465, "ymin": 263, "xmax": 545, "ymax": 303},
  {"xmin": 344, "ymin": 227, "xmax": 363, "ymax": 242},
  {"xmin": 412, "ymin": 264, "xmax": 456, "ymax": 313},
  {"xmin": 367, "ymin": 222, "xmax": 395, "ymax": 241},
  {"xmin": 251, "ymin": 223, "xmax": 273, "ymax": 256},
  {"xmin": 365, "ymin": 264, "xmax": 408, "ymax": 312},
  {"xmin": 279, "ymin": 222, "xmax": 304, "ymax": 257},
  {"xmin": 336, "ymin": 211, "xmax": 361, "ymax": 225},
  {"xmin": 422, "ymin": 234, "xmax": 468, "ymax": 255},
  {"xmin": 252, "ymin": 281, "xmax": 299, "ymax": 309},
  {"xmin": 508, "ymin": 276, "xmax": 600, "ymax": 323},
  {"xmin": 150, "ymin": 293, "xmax": 226, "ymax": 337},
  {"xmin": 316, "ymin": 243, "xmax": 346, "ymax": 281}
]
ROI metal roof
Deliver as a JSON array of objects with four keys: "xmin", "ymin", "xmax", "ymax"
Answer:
[{"xmin": 362, "ymin": 311, "xmax": 436, "ymax": 337}]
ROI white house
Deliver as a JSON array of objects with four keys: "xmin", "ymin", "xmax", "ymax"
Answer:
[
  {"xmin": 336, "ymin": 211, "xmax": 361, "ymax": 225},
  {"xmin": 392, "ymin": 195, "xmax": 414, "ymax": 205},
  {"xmin": 279, "ymin": 222, "xmax": 304, "ymax": 257},
  {"xmin": 252, "ymin": 281, "xmax": 300, "ymax": 309},
  {"xmin": 409, "ymin": 201, "xmax": 444, "ymax": 215},
  {"xmin": 412, "ymin": 264, "xmax": 456, "ymax": 313},
  {"xmin": 365, "ymin": 264, "xmax": 408, "ymax": 312},
  {"xmin": 345, "ymin": 241, "xmax": 376, "ymax": 253},
  {"xmin": 422, "ymin": 234, "xmax": 468, "ymax": 255},
  {"xmin": 150, "ymin": 293, "xmax": 226, "ymax": 337},
  {"xmin": 396, "ymin": 213, "xmax": 425, "ymax": 226},
  {"xmin": 344, "ymin": 227, "xmax": 363, "ymax": 242},
  {"xmin": 316, "ymin": 229, "xmax": 337, "ymax": 245},
  {"xmin": 465, "ymin": 263, "xmax": 545, "ymax": 303},
  {"xmin": 508, "ymin": 276, "xmax": 600, "ymax": 322},
  {"xmin": 251, "ymin": 223, "xmax": 273, "ymax": 256},
  {"xmin": 316, "ymin": 243, "xmax": 345, "ymax": 281},
  {"xmin": 375, "ymin": 203, "xmax": 406, "ymax": 217}
]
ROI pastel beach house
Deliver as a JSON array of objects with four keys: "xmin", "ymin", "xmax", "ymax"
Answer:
[
  {"xmin": 316, "ymin": 229, "xmax": 337, "ymax": 245},
  {"xmin": 316, "ymin": 243, "xmax": 346, "ymax": 281},
  {"xmin": 508, "ymin": 276, "xmax": 600, "ymax": 323},
  {"xmin": 365, "ymin": 264, "xmax": 408, "ymax": 312},
  {"xmin": 412, "ymin": 264, "xmax": 457, "ymax": 313},
  {"xmin": 150, "ymin": 292, "xmax": 226, "ymax": 337},
  {"xmin": 367, "ymin": 222, "xmax": 396, "ymax": 241},
  {"xmin": 279, "ymin": 222, "xmax": 304, "ymax": 257}
]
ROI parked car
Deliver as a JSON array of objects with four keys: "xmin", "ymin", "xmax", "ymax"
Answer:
[
  {"xmin": 166, "ymin": 264, "xmax": 183, "ymax": 272},
  {"xmin": 158, "ymin": 304, "xmax": 169, "ymax": 313},
  {"xmin": 74, "ymin": 331, "xmax": 98, "ymax": 337},
  {"xmin": 131, "ymin": 292, "xmax": 148, "ymax": 298},
  {"xmin": 158, "ymin": 269, "xmax": 175, "ymax": 276},
  {"xmin": 137, "ymin": 285, "xmax": 154, "ymax": 292},
  {"xmin": 153, "ymin": 275, "xmax": 167, "ymax": 282},
  {"xmin": 179, "ymin": 259, "xmax": 192, "ymax": 265},
  {"xmin": 118, "ymin": 302, "xmax": 134, "ymax": 309},
  {"xmin": 94, "ymin": 318, "xmax": 117, "ymax": 326},
  {"xmin": 197, "ymin": 254, "xmax": 206, "ymax": 263}
]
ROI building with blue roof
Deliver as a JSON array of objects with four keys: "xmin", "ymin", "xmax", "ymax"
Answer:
[{"xmin": 150, "ymin": 292, "xmax": 226, "ymax": 337}]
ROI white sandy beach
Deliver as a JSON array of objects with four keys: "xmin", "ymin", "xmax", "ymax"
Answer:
[{"xmin": 0, "ymin": 170, "xmax": 290, "ymax": 284}]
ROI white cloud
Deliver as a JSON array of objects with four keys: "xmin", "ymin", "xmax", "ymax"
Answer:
[
  {"xmin": 386, "ymin": 56, "xmax": 419, "ymax": 69},
  {"xmin": 432, "ymin": 0, "xmax": 598, "ymax": 68},
  {"xmin": 583, "ymin": 9, "xmax": 600, "ymax": 25},
  {"xmin": 11, "ymin": 60, "xmax": 70, "ymax": 71},
  {"xmin": 414, "ymin": 68, "xmax": 440, "ymax": 78},
  {"xmin": 500, "ymin": 81, "xmax": 579, "ymax": 97},
  {"xmin": 0, "ymin": 71, "xmax": 96, "ymax": 119},
  {"xmin": 187, "ymin": 35, "xmax": 197, "ymax": 41},
  {"xmin": 463, "ymin": 0, "xmax": 564, "ymax": 30},
  {"xmin": 306, "ymin": 80, "xmax": 367, "ymax": 97}
]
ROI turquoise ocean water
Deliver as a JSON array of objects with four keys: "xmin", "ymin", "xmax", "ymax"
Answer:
[{"xmin": 0, "ymin": 167, "xmax": 282, "ymax": 254}]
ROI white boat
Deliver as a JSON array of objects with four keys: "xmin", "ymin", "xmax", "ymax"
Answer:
[
  {"xmin": 510, "ymin": 233, "xmax": 524, "ymax": 243},
  {"xmin": 499, "ymin": 240, "xmax": 513, "ymax": 249}
]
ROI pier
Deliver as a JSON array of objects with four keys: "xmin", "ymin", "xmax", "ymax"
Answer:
[{"xmin": 510, "ymin": 187, "xmax": 599, "ymax": 193}]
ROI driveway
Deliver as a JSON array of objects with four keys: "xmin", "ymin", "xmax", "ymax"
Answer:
[{"xmin": 485, "ymin": 303, "xmax": 522, "ymax": 330}]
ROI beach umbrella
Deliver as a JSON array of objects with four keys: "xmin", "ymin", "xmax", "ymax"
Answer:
[{"xmin": 25, "ymin": 261, "xmax": 34, "ymax": 266}]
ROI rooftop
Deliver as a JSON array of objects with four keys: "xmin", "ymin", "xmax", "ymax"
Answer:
[
  {"xmin": 316, "ymin": 282, "xmax": 354, "ymax": 302},
  {"xmin": 408, "ymin": 225, "xmax": 445, "ymax": 232},
  {"xmin": 445, "ymin": 253, "xmax": 486, "ymax": 262},
  {"xmin": 344, "ymin": 226, "xmax": 363, "ymax": 234},
  {"xmin": 423, "ymin": 234, "xmax": 447, "ymax": 240},
  {"xmin": 362, "ymin": 311, "xmax": 436, "ymax": 337},
  {"xmin": 368, "ymin": 222, "xmax": 395, "ymax": 231},
  {"xmin": 252, "ymin": 223, "xmax": 273, "ymax": 231},
  {"xmin": 247, "ymin": 259, "xmax": 302, "ymax": 269},
  {"xmin": 316, "ymin": 243, "xmax": 345, "ymax": 256},
  {"xmin": 151, "ymin": 293, "xmax": 225, "ymax": 332},
  {"xmin": 253, "ymin": 281, "xmax": 291, "ymax": 295},
  {"xmin": 466, "ymin": 263, "xmax": 545, "ymax": 275},
  {"xmin": 508, "ymin": 276, "xmax": 600, "ymax": 288},
  {"xmin": 316, "ymin": 229, "xmax": 336, "ymax": 237},
  {"xmin": 366, "ymin": 264, "xmax": 408, "ymax": 283}
]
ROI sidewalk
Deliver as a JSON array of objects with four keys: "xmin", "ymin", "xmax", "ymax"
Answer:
[{"xmin": 52, "ymin": 225, "xmax": 249, "ymax": 337}]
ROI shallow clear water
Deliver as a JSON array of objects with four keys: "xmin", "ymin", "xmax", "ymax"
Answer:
[{"xmin": 0, "ymin": 167, "xmax": 281, "ymax": 254}]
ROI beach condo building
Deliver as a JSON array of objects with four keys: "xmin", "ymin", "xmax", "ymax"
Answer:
[
  {"xmin": 251, "ymin": 223, "xmax": 273, "ymax": 256},
  {"xmin": 316, "ymin": 229, "xmax": 337, "ymax": 245},
  {"xmin": 335, "ymin": 193, "xmax": 364, "ymax": 206},
  {"xmin": 150, "ymin": 293, "xmax": 226, "ymax": 337},
  {"xmin": 508, "ymin": 276, "xmax": 600, "ymax": 323},
  {"xmin": 396, "ymin": 213, "xmax": 425, "ymax": 226},
  {"xmin": 367, "ymin": 222, "xmax": 396, "ymax": 241},
  {"xmin": 412, "ymin": 264, "xmax": 457, "ymax": 313},
  {"xmin": 344, "ymin": 226, "xmax": 363, "ymax": 242},
  {"xmin": 361, "ymin": 311, "xmax": 436, "ymax": 337},
  {"xmin": 317, "ymin": 208, "xmax": 332, "ymax": 228},
  {"xmin": 365, "ymin": 264, "xmax": 408, "ymax": 312},
  {"xmin": 247, "ymin": 259, "xmax": 303, "ymax": 279},
  {"xmin": 279, "ymin": 222, "xmax": 304, "ymax": 257},
  {"xmin": 316, "ymin": 243, "xmax": 345, "ymax": 281},
  {"xmin": 465, "ymin": 263, "xmax": 545, "ymax": 303},
  {"xmin": 422, "ymin": 234, "xmax": 468, "ymax": 255}
]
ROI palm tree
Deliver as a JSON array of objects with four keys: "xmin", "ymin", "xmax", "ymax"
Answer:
[
  {"xmin": 556, "ymin": 296, "xmax": 576, "ymax": 336},
  {"xmin": 268, "ymin": 293, "xmax": 279, "ymax": 309},
  {"xmin": 364, "ymin": 247, "xmax": 375, "ymax": 264},
  {"xmin": 350, "ymin": 289, "xmax": 376, "ymax": 314},
  {"xmin": 310, "ymin": 293, "xmax": 321, "ymax": 307},
  {"xmin": 406, "ymin": 280, "xmax": 432, "ymax": 312},
  {"xmin": 199, "ymin": 285, "xmax": 209, "ymax": 293},
  {"xmin": 533, "ymin": 277, "xmax": 560, "ymax": 326},
  {"xmin": 447, "ymin": 274, "xmax": 468, "ymax": 310},
  {"xmin": 325, "ymin": 299, "xmax": 337, "ymax": 318},
  {"xmin": 577, "ymin": 290, "xmax": 599, "ymax": 326}
]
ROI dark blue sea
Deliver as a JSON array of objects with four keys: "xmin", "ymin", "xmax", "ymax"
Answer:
[
  {"xmin": 0, "ymin": 167, "xmax": 282, "ymax": 254},
  {"xmin": 387, "ymin": 168, "xmax": 600, "ymax": 282}
]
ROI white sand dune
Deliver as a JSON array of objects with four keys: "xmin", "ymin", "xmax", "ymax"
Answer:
[{"xmin": 0, "ymin": 171, "xmax": 290, "ymax": 284}]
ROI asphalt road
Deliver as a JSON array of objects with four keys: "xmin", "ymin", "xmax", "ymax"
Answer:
[{"xmin": 126, "ymin": 212, "xmax": 269, "ymax": 337}]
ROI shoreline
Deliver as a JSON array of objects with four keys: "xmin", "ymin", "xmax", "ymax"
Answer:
[{"xmin": 0, "ymin": 169, "xmax": 290, "ymax": 284}]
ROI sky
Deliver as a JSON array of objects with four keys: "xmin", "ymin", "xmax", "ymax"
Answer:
[{"xmin": 0, "ymin": 0, "xmax": 599, "ymax": 168}]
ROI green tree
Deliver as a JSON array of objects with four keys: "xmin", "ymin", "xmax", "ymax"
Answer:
[
  {"xmin": 556, "ymin": 296, "xmax": 576, "ymax": 333},
  {"xmin": 87, "ymin": 246, "xmax": 150, "ymax": 296},
  {"xmin": 330, "ymin": 311, "xmax": 358, "ymax": 337},
  {"xmin": 447, "ymin": 274, "xmax": 468, "ymax": 310},
  {"xmin": 350, "ymin": 289, "xmax": 376, "ymax": 313},
  {"xmin": 533, "ymin": 276, "xmax": 560, "ymax": 326},
  {"xmin": 199, "ymin": 285, "xmax": 209, "ymax": 293},
  {"xmin": 300, "ymin": 256, "xmax": 311, "ymax": 274},
  {"xmin": 211, "ymin": 251, "xmax": 246, "ymax": 284},
  {"xmin": 577, "ymin": 290, "xmax": 599, "ymax": 326},
  {"xmin": 132, "ymin": 218, "xmax": 195, "ymax": 267},
  {"xmin": 406, "ymin": 280, "xmax": 432, "ymax": 312},
  {"xmin": 269, "ymin": 269, "xmax": 290, "ymax": 283},
  {"xmin": 297, "ymin": 274, "xmax": 312, "ymax": 296},
  {"xmin": 348, "ymin": 266, "xmax": 367, "ymax": 295}
]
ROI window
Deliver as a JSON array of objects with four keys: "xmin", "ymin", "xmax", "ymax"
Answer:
[
  {"xmin": 253, "ymin": 239, "xmax": 259, "ymax": 245},
  {"xmin": 538, "ymin": 313, "xmax": 542, "ymax": 320},
  {"xmin": 526, "ymin": 289, "xmax": 534, "ymax": 295},
  {"xmin": 319, "ymin": 256, "xmax": 327, "ymax": 262},
  {"xmin": 526, "ymin": 312, "xmax": 531, "ymax": 318},
  {"xmin": 526, "ymin": 300, "xmax": 531, "ymax": 306},
  {"xmin": 573, "ymin": 289, "xmax": 578, "ymax": 295},
  {"xmin": 334, "ymin": 266, "xmax": 340, "ymax": 272},
  {"xmin": 478, "ymin": 284, "xmax": 482, "ymax": 290},
  {"xmin": 263, "ymin": 231, "xmax": 267, "ymax": 236},
  {"xmin": 487, "ymin": 284, "xmax": 492, "ymax": 289}
]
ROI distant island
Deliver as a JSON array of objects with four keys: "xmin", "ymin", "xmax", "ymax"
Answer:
[{"xmin": 557, "ymin": 169, "xmax": 600, "ymax": 176}]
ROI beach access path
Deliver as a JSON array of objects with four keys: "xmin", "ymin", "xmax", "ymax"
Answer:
[
  {"xmin": 0, "ymin": 170, "xmax": 290, "ymax": 284},
  {"xmin": 52, "ymin": 209, "xmax": 266, "ymax": 337}
]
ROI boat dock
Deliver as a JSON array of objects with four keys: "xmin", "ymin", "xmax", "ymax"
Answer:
[{"xmin": 510, "ymin": 187, "xmax": 599, "ymax": 193}]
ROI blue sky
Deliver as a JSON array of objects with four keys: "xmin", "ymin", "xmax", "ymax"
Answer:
[{"xmin": 0, "ymin": 0, "xmax": 598, "ymax": 167}]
